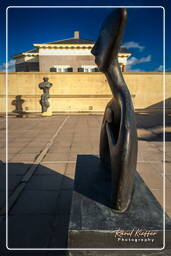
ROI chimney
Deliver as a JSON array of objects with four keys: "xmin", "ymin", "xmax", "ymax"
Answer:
[{"xmin": 74, "ymin": 31, "xmax": 80, "ymax": 39}]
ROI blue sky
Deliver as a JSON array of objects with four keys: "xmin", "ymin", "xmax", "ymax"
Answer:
[{"xmin": 0, "ymin": 0, "xmax": 170, "ymax": 72}]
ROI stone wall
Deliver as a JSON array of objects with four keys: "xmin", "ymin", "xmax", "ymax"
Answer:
[{"xmin": 0, "ymin": 72, "xmax": 170, "ymax": 113}]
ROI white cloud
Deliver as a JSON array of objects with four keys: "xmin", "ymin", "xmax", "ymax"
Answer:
[
  {"xmin": 126, "ymin": 55, "xmax": 152, "ymax": 72},
  {"xmin": 127, "ymin": 55, "xmax": 152, "ymax": 65},
  {"xmin": 122, "ymin": 41, "xmax": 145, "ymax": 52},
  {"xmin": 153, "ymin": 65, "xmax": 163, "ymax": 72},
  {"xmin": 0, "ymin": 60, "xmax": 15, "ymax": 72}
]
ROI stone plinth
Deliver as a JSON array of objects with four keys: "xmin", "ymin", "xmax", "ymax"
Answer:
[
  {"xmin": 68, "ymin": 155, "xmax": 171, "ymax": 253},
  {"xmin": 41, "ymin": 111, "xmax": 52, "ymax": 117}
]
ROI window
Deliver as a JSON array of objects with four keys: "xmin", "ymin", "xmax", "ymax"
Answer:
[
  {"xmin": 50, "ymin": 66, "xmax": 73, "ymax": 72},
  {"xmin": 50, "ymin": 67, "xmax": 56, "ymax": 72},
  {"xmin": 78, "ymin": 66, "xmax": 99, "ymax": 72}
]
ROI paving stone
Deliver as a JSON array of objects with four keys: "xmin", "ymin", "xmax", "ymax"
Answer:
[
  {"xmin": 49, "ymin": 145, "xmax": 70, "ymax": 154},
  {"xmin": 166, "ymin": 177, "xmax": 171, "ymax": 188},
  {"xmin": 166, "ymin": 142, "xmax": 171, "ymax": 152},
  {"xmin": 0, "ymin": 175, "xmax": 21, "ymax": 192},
  {"xmin": 35, "ymin": 163, "xmax": 66, "ymax": 175},
  {"xmin": 43, "ymin": 152, "xmax": 70, "ymax": 162},
  {"xmin": 150, "ymin": 162, "xmax": 164, "ymax": 176},
  {"xmin": 0, "ymin": 161, "xmax": 5, "ymax": 174},
  {"xmin": 48, "ymin": 214, "xmax": 70, "ymax": 248},
  {"xmin": 21, "ymin": 147, "xmax": 43, "ymax": 154},
  {"xmin": 60, "ymin": 175, "xmax": 74, "ymax": 190},
  {"xmin": 140, "ymin": 172, "xmax": 163, "ymax": 190},
  {"xmin": 68, "ymin": 153, "xmax": 80, "ymax": 161},
  {"xmin": 8, "ymin": 163, "xmax": 29, "ymax": 176},
  {"xmin": 138, "ymin": 163, "xmax": 163, "ymax": 190},
  {"xmin": 28, "ymin": 142, "xmax": 47, "ymax": 147},
  {"xmin": 166, "ymin": 188, "xmax": 171, "ymax": 214},
  {"xmin": 141, "ymin": 143, "xmax": 161, "ymax": 152},
  {"xmin": 8, "ymin": 215, "xmax": 54, "ymax": 248},
  {"xmin": 55, "ymin": 190, "xmax": 73, "ymax": 215},
  {"xmin": 167, "ymin": 212, "xmax": 171, "ymax": 219},
  {"xmin": 166, "ymin": 163, "xmax": 171, "ymax": 175},
  {"xmin": 0, "ymin": 143, "xmax": 5, "ymax": 149},
  {"xmin": 65, "ymin": 164, "xmax": 76, "ymax": 179},
  {"xmin": 166, "ymin": 153, "xmax": 171, "ymax": 163},
  {"xmin": 137, "ymin": 150, "xmax": 144, "ymax": 161},
  {"xmin": 10, "ymin": 190, "xmax": 60, "ymax": 215},
  {"xmin": 69, "ymin": 147, "xmax": 94, "ymax": 154},
  {"xmin": 0, "ymin": 152, "xmax": 17, "ymax": 162},
  {"xmin": 0, "ymin": 191, "xmax": 5, "ymax": 208},
  {"xmin": 49, "ymin": 147, "xmax": 70, "ymax": 154},
  {"xmin": 141, "ymin": 151, "xmax": 163, "ymax": 162},
  {"xmin": 137, "ymin": 162, "xmax": 160, "ymax": 174},
  {"xmin": 8, "ymin": 147, "xmax": 21, "ymax": 154},
  {"xmin": 10, "ymin": 154, "xmax": 37, "ymax": 162},
  {"xmin": 8, "ymin": 142, "xmax": 29, "ymax": 148},
  {"xmin": 166, "ymin": 175, "xmax": 171, "ymax": 183},
  {"xmin": 151, "ymin": 189, "xmax": 163, "ymax": 208},
  {"xmin": 0, "ymin": 218, "xmax": 8, "ymax": 253},
  {"xmin": 138, "ymin": 140, "xmax": 150, "ymax": 148},
  {"xmin": 25, "ymin": 174, "xmax": 64, "ymax": 191}
]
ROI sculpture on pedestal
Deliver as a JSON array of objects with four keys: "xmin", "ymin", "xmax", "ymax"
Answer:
[
  {"xmin": 91, "ymin": 8, "xmax": 138, "ymax": 212},
  {"xmin": 39, "ymin": 77, "xmax": 52, "ymax": 114},
  {"xmin": 12, "ymin": 95, "xmax": 25, "ymax": 114}
]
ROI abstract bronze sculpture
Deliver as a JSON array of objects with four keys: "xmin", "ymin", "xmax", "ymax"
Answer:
[
  {"xmin": 39, "ymin": 77, "xmax": 53, "ymax": 113},
  {"xmin": 91, "ymin": 8, "xmax": 138, "ymax": 213}
]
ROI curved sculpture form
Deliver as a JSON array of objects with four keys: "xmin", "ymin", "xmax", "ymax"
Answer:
[{"xmin": 91, "ymin": 8, "xmax": 138, "ymax": 213}]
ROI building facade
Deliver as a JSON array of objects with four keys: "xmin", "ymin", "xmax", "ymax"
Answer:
[{"xmin": 13, "ymin": 31, "xmax": 131, "ymax": 72}]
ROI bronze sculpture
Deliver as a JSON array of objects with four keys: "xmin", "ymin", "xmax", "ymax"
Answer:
[
  {"xmin": 12, "ymin": 95, "xmax": 24, "ymax": 114},
  {"xmin": 39, "ymin": 77, "xmax": 52, "ymax": 113},
  {"xmin": 91, "ymin": 8, "xmax": 138, "ymax": 212}
]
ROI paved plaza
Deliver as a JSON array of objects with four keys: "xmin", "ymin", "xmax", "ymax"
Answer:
[{"xmin": 0, "ymin": 110, "xmax": 171, "ymax": 254}]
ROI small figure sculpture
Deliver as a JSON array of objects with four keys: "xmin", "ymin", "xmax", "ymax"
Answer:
[
  {"xmin": 39, "ymin": 77, "xmax": 52, "ymax": 113},
  {"xmin": 91, "ymin": 8, "xmax": 138, "ymax": 212},
  {"xmin": 12, "ymin": 95, "xmax": 24, "ymax": 114}
]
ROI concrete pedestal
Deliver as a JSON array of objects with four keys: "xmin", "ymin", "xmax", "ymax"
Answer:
[
  {"xmin": 68, "ymin": 155, "xmax": 171, "ymax": 254},
  {"xmin": 41, "ymin": 111, "xmax": 52, "ymax": 117}
]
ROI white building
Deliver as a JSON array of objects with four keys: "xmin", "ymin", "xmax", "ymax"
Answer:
[{"xmin": 13, "ymin": 31, "xmax": 131, "ymax": 72}]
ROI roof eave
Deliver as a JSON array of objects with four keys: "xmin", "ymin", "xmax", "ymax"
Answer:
[
  {"xmin": 33, "ymin": 43, "xmax": 94, "ymax": 48},
  {"xmin": 118, "ymin": 53, "xmax": 131, "ymax": 57},
  {"xmin": 13, "ymin": 52, "xmax": 39, "ymax": 59}
]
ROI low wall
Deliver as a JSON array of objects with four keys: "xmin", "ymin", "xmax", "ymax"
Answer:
[{"xmin": 0, "ymin": 72, "xmax": 170, "ymax": 113}]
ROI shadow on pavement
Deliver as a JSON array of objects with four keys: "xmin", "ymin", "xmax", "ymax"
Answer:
[
  {"xmin": 0, "ymin": 162, "xmax": 73, "ymax": 255},
  {"xmin": 0, "ymin": 159, "xmax": 170, "ymax": 255},
  {"xmin": 135, "ymin": 108, "xmax": 171, "ymax": 142}
]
